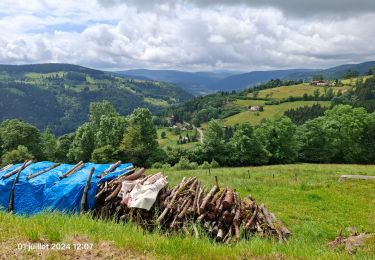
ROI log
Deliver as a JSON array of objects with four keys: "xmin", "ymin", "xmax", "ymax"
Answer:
[
  {"xmin": 244, "ymin": 205, "xmax": 258, "ymax": 230},
  {"xmin": 105, "ymin": 184, "xmax": 122, "ymax": 202},
  {"xmin": 96, "ymin": 161, "xmax": 122, "ymax": 178},
  {"xmin": 8, "ymin": 161, "xmax": 29, "ymax": 212},
  {"xmin": 338, "ymin": 175, "xmax": 375, "ymax": 182},
  {"xmin": 59, "ymin": 161, "xmax": 84, "ymax": 180},
  {"xmin": 0, "ymin": 164, "xmax": 13, "ymax": 172},
  {"xmin": 199, "ymin": 185, "xmax": 219, "ymax": 212},
  {"xmin": 2, "ymin": 160, "xmax": 32, "ymax": 180},
  {"xmin": 123, "ymin": 168, "xmax": 145, "ymax": 181},
  {"xmin": 222, "ymin": 188, "xmax": 234, "ymax": 210},
  {"xmin": 26, "ymin": 163, "xmax": 61, "ymax": 180},
  {"xmin": 80, "ymin": 167, "xmax": 95, "ymax": 215}
]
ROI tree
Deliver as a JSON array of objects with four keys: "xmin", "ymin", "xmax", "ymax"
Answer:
[
  {"xmin": 298, "ymin": 105, "xmax": 374, "ymax": 163},
  {"xmin": 256, "ymin": 117, "xmax": 298, "ymax": 164},
  {"xmin": 202, "ymin": 120, "xmax": 227, "ymax": 164},
  {"xmin": 0, "ymin": 119, "xmax": 42, "ymax": 160},
  {"xmin": 89, "ymin": 101, "xmax": 118, "ymax": 127},
  {"xmin": 91, "ymin": 145, "xmax": 117, "ymax": 163},
  {"xmin": 41, "ymin": 128, "xmax": 57, "ymax": 161},
  {"xmin": 313, "ymin": 89, "xmax": 321, "ymax": 100},
  {"xmin": 68, "ymin": 123, "xmax": 95, "ymax": 161},
  {"xmin": 120, "ymin": 108, "xmax": 159, "ymax": 166},
  {"xmin": 229, "ymin": 123, "xmax": 269, "ymax": 166},
  {"xmin": 1, "ymin": 145, "xmax": 34, "ymax": 165},
  {"xmin": 55, "ymin": 133, "xmax": 75, "ymax": 162}
]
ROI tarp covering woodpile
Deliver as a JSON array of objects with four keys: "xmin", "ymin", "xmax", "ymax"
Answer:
[{"xmin": 0, "ymin": 161, "xmax": 133, "ymax": 214}]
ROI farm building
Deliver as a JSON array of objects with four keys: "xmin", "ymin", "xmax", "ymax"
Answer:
[
  {"xmin": 310, "ymin": 80, "xmax": 328, "ymax": 86},
  {"xmin": 247, "ymin": 105, "xmax": 263, "ymax": 112}
]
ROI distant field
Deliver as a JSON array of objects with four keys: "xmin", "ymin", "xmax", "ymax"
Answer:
[
  {"xmin": 1, "ymin": 164, "xmax": 374, "ymax": 259},
  {"xmin": 253, "ymin": 76, "xmax": 374, "ymax": 100},
  {"xmin": 232, "ymin": 99, "xmax": 266, "ymax": 107},
  {"xmin": 157, "ymin": 127, "xmax": 197, "ymax": 149},
  {"xmin": 224, "ymin": 101, "xmax": 330, "ymax": 126},
  {"xmin": 257, "ymin": 83, "xmax": 348, "ymax": 100}
]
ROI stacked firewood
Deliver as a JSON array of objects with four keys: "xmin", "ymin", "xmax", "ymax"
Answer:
[{"xmin": 94, "ymin": 170, "xmax": 291, "ymax": 243}]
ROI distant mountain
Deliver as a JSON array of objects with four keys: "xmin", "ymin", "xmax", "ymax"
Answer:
[
  {"xmin": 119, "ymin": 61, "xmax": 375, "ymax": 94},
  {"xmin": 0, "ymin": 63, "xmax": 192, "ymax": 135},
  {"xmin": 311, "ymin": 61, "xmax": 375, "ymax": 79},
  {"xmin": 210, "ymin": 69, "xmax": 317, "ymax": 91},
  {"xmin": 117, "ymin": 69, "xmax": 238, "ymax": 95}
]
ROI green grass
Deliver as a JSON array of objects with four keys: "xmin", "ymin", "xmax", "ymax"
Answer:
[
  {"xmin": 157, "ymin": 128, "xmax": 197, "ymax": 149},
  {"xmin": 0, "ymin": 164, "xmax": 374, "ymax": 259},
  {"xmin": 232, "ymin": 99, "xmax": 266, "ymax": 107},
  {"xmin": 256, "ymin": 83, "xmax": 347, "ymax": 100},
  {"xmin": 224, "ymin": 101, "xmax": 330, "ymax": 126}
]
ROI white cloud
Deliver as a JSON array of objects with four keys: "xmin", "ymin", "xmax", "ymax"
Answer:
[{"xmin": 0, "ymin": 1, "xmax": 374, "ymax": 71}]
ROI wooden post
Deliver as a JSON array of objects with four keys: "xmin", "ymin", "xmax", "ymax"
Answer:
[
  {"xmin": 80, "ymin": 167, "xmax": 95, "ymax": 215},
  {"xmin": 8, "ymin": 161, "xmax": 29, "ymax": 212},
  {"xmin": 59, "ymin": 161, "xmax": 84, "ymax": 180},
  {"xmin": 2, "ymin": 160, "xmax": 32, "ymax": 180},
  {"xmin": 294, "ymin": 173, "xmax": 297, "ymax": 182},
  {"xmin": 26, "ymin": 163, "xmax": 61, "ymax": 180},
  {"xmin": 96, "ymin": 161, "xmax": 122, "ymax": 178},
  {"xmin": 215, "ymin": 176, "xmax": 219, "ymax": 188},
  {"xmin": 248, "ymin": 169, "xmax": 250, "ymax": 179}
]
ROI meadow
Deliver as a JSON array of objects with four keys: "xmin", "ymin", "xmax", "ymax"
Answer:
[
  {"xmin": 1, "ymin": 164, "xmax": 374, "ymax": 259},
  {"xmin": 223, "ymin": 101, "xmax": 330, "ymax": 126}
]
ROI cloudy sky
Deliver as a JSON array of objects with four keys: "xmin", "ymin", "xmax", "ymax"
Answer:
[{"xmin": 1, "ymin": 0, "xmax": 375, "ymax": 71}]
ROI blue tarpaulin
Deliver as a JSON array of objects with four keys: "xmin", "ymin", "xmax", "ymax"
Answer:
[{"xmin": 0, "ymin": 161, "xmax": 133, "ymax": 214}]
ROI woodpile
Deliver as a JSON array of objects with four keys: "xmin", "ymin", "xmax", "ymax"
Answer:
[{"xmin": 94, "ymin": 169, "xmax": 291, "ymax": 243}]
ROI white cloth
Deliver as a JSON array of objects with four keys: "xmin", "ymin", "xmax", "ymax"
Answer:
[{"xmin": 119, "ymin": 172, "xmax": 168, "ymax": 210}]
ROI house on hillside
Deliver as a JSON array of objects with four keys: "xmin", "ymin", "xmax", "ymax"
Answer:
[
  {"xmin": 247, "ymin": 105, "xmax": 263, "ymax": 112},
  {"xmin": 310, "ymin": 80, "xmax": 328, "ymax": 86}
]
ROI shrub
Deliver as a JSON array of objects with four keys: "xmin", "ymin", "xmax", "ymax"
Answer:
[
  {"xmin": 152, "ymin": 162, "xmax": 163, "ymax": 169},
  {"xmin": 1, "ymin": 145, "xmax": 34, "ymax": 165},
  {"xmin": 210, "ymin": 159, "xmax": 220, "ymax": 168},
  {"xmin": 189, "ymin": 162, "xmax": 198, "ymax": 170},
  {"xmin": 199, "ymin": 161, "xmax": 211, "ymax": 169}
]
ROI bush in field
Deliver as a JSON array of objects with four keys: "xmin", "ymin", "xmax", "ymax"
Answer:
[
  {"xmin": 173, "ymin": 157, "xmax": 198, "ymax": 170},
  {"xmin": 152, "ymin": 162, "xmax": 163, "ymax": 169},
  {"xmin": 199, "ymin": 161, "xmax": 211, "ymax": 169},
  {"xmin": 210, "ymin": 159, "xmax": 220, "ymax": 168}
]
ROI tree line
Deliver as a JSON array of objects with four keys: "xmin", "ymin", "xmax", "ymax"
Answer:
[{"xmin": 1, "ymin": 101, "xmax": 374, "ymax": 168}]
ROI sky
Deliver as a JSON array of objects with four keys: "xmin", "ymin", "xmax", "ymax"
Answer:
[{"xmin": 1, "ymin": 0, "xmax": 375, "ymax": 71}]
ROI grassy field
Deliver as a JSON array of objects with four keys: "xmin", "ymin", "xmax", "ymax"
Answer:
[
  {"xmin": 157, "ymin": 128, "xmax": 198, "ymax": 149},
  {"xmin": 1, "ymin": 164, "xmax": 374, "ymax": 259},
  {"xmin": 257, "ymin": 83, "xmax": 348, "ymax": 100},
  {"xmin": 223, "ymin": 101, "xmax": 331, "ymax": 126}
]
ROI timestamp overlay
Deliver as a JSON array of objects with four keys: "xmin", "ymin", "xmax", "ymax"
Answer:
[{"xmin": 17, "ymin": 242, "xmax": 94, "ymax": 251}]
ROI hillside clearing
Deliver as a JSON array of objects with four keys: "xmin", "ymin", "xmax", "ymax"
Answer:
[
  {"xmin": 223, "ymin": 101, "xmax": 330, "ymax": 126},
  {"xmin": 1, "ymin": 164, "xmax": 374, "ymax": 259}
]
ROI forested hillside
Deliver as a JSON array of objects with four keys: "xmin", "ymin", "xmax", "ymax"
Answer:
[{"xmin": 0, "ymin": 64, "xmax": 192, "ymax": 135}]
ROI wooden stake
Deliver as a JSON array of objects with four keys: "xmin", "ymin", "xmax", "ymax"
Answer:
[
  {"xmin": 2, "ymin": 160, "xmax": 32, "ymax": 180},
  {"xmin": 26, "ymin": 163, "xmax": 61, "ymax": 180},
  {"xmin": 0, "ymin": 164, "xmax": 13, "ymax": 172},
  {"xmin": 8, "ymin": 161, "xmax": 29, "ymax": 212},
  {"xmin": 59, "ymin": 161, "xmax": 84, "ymax": 180},
  {"xmin": 96, "ymin": 161, "xmax": 122, "ymax": 178},
  {"xmin": 215, "ymin": 176, "xmax": 219, "ymax": 188},
  {"xmin": 80, "ymin": 167, "xmax": 95, "ymax": 215}
]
